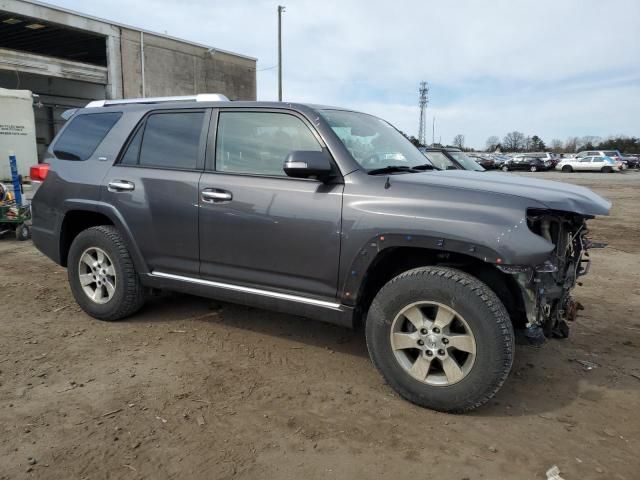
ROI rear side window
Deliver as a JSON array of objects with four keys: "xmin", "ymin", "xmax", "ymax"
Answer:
[
  {"xmin": 119, "ymin": 111, "xmax": 205, "ymax": 169},
  {"xmin": 53, "ymin": 112, "xmax": 121, "ymax": 161}
]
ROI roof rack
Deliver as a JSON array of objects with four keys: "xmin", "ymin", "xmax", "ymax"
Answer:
[{"xmin": 85, "ymin": 93, "xmax": 229, "ymax": 108}]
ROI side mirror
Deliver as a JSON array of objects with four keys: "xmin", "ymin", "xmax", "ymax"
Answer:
[{"xmin": 283, "ymin": 151, "xmax": 333, "ymax": 181}]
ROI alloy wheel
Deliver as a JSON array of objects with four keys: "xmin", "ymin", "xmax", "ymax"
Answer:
[
  {"xmin": 390, "ymin": 301, "xmax": 476, "ymax": 386},
  {"xmin": 78, "ymin": 247, "xmax": 117, "ymax": 304}
]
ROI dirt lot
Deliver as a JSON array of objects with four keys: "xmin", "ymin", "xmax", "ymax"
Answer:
[{"xmin": 1, "ymin": 171, "xmax": 639, "ymax": 480}]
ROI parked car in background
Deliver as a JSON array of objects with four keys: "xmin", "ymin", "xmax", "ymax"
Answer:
[
  {"xmin": 490, "ymin": 154, "xmax": 511, "ymax": 169},
  {"xmin": 575, "ymin": 150, "xmax": 612, "ymax": 159},
  {"xmin": 502, "ymin": 156, "xmax": 552, "ymax": 172},
  {"xmin": 556, "ymin": 156, "xmax": 618, "ymax": 173},
  {"xmin": 419, "ymin": 147, "xmax": 485, "ymax": 171},
  {"xmin": 519, "ymin": 152, "xmax": 560, "ymax": 167},
  {"xmin": 467, "ymin": 154, "xmax": 495, "ymax": 169},
  {"xmin": 512, "ymin": 153, "xmax": 554, "ymax": 170},
  {"xmin": 575, "ymin": 150, "xmax": 630, "ymax": 169},
  {"xmin": 621, "ymin": 153, "xmax": 640, "ymax": 169}
]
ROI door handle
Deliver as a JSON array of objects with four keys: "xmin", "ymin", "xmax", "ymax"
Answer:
[
  {"xmin": 108, "ymin": 180, "xmax": 135, "ymax": 192},
  {"xmin": 201, "ymin": 189, "xmax": 232, "ymax": 203}
]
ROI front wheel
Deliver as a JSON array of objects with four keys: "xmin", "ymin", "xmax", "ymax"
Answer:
[
  {"xmin": 366, "ymin": 267, "xmax": 514, "ymax": 413},
  {"xmin": 501, "ymin": 166, "xmax": 509, "ymax": 172},
  {"xmin": 67, "ymin": 225, "xmax": 145, "ymax": 321},
  {"xmin": 530, "ymin": 165, "xmax": 538, "ymax": 172},
  {"xmin": 601, "ymin": 166, "xmax": 612, "ymax": 173},
  {"xmin": 562, "ymin": 165, "xmax": 573, "ymax": 173}
]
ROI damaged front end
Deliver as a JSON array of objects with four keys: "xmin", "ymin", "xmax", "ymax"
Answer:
[{"xmin": 498, "ymin": 210, "xmax": 598, "ymax": 345}]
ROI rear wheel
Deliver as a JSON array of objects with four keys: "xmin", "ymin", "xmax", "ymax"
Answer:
[
  {"xmin": 501, "ymin": 166, "xmax": 509, "ymax": 172},
  {"xmin": 562, "ymin": 165, "xmax": 573, "ymax": 173},
  {"xmin": 67, "ymin": 225, "xmax": 145, "ymax": 321},
  {"xmin": 366, "ymin": 267, "xmax": 514, "ymax": 412},
  {"xmin": 530, "ymin": 165, "xmax": 537, "ymax": 172}
]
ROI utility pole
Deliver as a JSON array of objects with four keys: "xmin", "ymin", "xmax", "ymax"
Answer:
[
  {"xmin": 418, "ymin": 81, "xmax": 429, "ymax": 145},
  {"xmin": 277, "ymin": 5, "xmax": 286, "ymax": 101},
  {"xmin": 432, "ymin": 116, "xmax": 435, "ymax": 146}
]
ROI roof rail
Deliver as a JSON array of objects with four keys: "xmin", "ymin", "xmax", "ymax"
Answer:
[{"xmin": 85, "ymin": 93, "xmax": 229, "ymax": 108}]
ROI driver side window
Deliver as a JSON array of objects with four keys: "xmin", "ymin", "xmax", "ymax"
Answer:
[{"xmin": 215, "ymin": 112, "xmax": 322, "ymax": 176}]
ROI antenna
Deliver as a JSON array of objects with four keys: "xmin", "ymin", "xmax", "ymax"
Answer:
[{"xmin": 418, "ymin": 81, "xmax": 429, "ymax": 145}]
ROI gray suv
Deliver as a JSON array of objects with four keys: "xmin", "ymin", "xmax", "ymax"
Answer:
[{"xmin": 31, "ymin": 95, "xmax": 610, "ymax": 412}]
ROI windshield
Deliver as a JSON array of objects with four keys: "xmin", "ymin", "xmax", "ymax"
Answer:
[
  {"xmin": 449, "ymin": 151, "xmax": 485, "ymax": 171},
  {"xmin": 423, "ymin": 151, "xmax": 455, "ymax": 170},
  {"xmin": 319, "ymin": 109, "xmax": 432, "ymax": 171}
]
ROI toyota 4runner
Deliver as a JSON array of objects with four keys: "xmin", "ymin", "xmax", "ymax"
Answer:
[{"xmin": 31, "ymin": 94, "xmax": 611, "ymax": 412}]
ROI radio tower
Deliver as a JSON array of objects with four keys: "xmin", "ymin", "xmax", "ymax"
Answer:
[{"xmin": 418, "ymin": 81, "xmax": 429, "ymax": 145}]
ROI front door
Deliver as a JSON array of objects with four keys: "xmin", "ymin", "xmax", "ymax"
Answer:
[
  {"xmin": 103, "ymin": 108, "xmax": 209, "ymax": 276},
  {"xmin": 198, "ymin": 110, "xmax": 343, "ymax": 299}
]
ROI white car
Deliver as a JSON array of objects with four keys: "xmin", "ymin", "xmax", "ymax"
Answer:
[
  {"xmin": 556, "ymin": 156, "xmax": 619, "ymax": 173},
  {"xmin": 575, "ymin": 149, "xmax": 628, "ymax": 169}
]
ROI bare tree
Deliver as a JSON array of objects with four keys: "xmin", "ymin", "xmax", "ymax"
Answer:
[
  {"xmin": 578, "ymin": 136, "xmax": 602, "ymax": 151},
  {"xmin": 564, "ymin": 137, "xmax": 578, "ymax": 153},
  {"xmin": 452, "ymin": 134, "xmax": 465, "ymax": 149},
  {"xmin": 485, "ymin": 136, "xmax": 500, "ymax": 152},
  {"xmin": 550, "ymin": 139, "xmax": 563, "ymax": 151},
  {"xmin": 502, "ymin": 131, "xmax": 525, "ymax": 152}
]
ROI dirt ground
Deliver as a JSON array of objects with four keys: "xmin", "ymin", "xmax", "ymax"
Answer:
[{"xmin": 1, "ymin": 171, "xmax": 639, "ymax": 480}]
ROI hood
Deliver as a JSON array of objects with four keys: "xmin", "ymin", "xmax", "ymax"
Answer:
[{"xmin": 391, "ymin": 170, "xmax": 611, "ymax": 216}]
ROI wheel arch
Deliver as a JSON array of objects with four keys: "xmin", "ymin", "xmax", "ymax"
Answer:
[
  {"xmin": 59, "ymin": 203, "xmax": 148, "ymax": 274},
  {"xmin": 348, "ymin": 242, "xmax": 526, "ymax": 330}
]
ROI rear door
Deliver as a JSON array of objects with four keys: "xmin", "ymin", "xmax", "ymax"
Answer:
[
  {"xmin": 591, "ymin": 157, "xmax": 607, "ymax": 170},
  {"xmin": 578, "ymin": 156, "xmax": 593, "ymax": 171},
  {"xmin": 197, "ymin": 109, "xmax": 343, "ymax": 299},
  {"xmin": 102, "ymin": 108, "xmax": 209, "ymax": 276}
]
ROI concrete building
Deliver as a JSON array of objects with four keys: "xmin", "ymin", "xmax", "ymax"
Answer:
[{"xmin": 0, "ymin": 0, "xmax": 257, "ymax": 159}]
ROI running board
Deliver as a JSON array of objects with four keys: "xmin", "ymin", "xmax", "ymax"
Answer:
[{"xmin": 149, "ymin": 271, "xmax": 343, "ymax": 311}]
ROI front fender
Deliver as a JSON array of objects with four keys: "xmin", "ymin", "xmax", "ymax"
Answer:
[{"xmin": 338, "ymin": 174, "xmax": 555, "ymax": 306}]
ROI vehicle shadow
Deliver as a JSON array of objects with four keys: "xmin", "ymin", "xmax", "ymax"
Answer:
[
  {"xmin": 126, "ymin": 291, "xmax": 639, "ymax": 418},
  {"xmin": 128, "ymin": 291, "xmax": 370, "ymax": 359}
]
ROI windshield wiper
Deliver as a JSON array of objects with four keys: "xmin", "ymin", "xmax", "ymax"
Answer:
[
  {"xmin": 367, "ymin": 165, "xmax": 421, "ymax": 175},
  {"xmin": 412, "ymin": 163, "xmax": 439, "ymax": 171}
]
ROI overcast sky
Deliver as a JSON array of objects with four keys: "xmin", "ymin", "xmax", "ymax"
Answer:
[{"xmin": 48, "ymin": 0, "xmax": 640, "ymax": 149}]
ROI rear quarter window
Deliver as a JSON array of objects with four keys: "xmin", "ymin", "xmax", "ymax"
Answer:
[{"xmin": 53, "ymin": 112, "xmax": 122, "ymax": 161}]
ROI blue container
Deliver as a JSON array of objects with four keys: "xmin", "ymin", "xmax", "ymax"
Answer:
[{"xmin": 9, "ymin": 153, "xmax": 22, "ymax": 206}]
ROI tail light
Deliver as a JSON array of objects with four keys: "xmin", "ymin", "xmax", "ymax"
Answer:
[{"xmin": 30, "ymin": 163, "xmax": 49, "ymax": 182}]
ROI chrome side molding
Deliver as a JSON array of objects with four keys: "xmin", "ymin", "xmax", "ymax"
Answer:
[{"xmin": 150, "ymin": 271, "xmax": 343, "ymax": 310}]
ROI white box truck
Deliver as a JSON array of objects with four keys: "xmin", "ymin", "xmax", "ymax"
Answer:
[{"xmin": 0, "ymin": 88, "xmax": 38, "ymax": 181}]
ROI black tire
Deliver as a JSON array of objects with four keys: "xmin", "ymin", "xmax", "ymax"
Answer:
[
  {"xmin": 601, "ymin": 166, "xmax": 612, "ymax": 173},
  {"xmin": 15, "ymin": 223, "xmax": 31, "ymax": 241},
  {"xmin": 562, "ymin": 165, "xmax": 573, "ymax": 173},
  {"xmin": 67, "ymin": 225, "xmax": 145, "ymax": 321},
  {"xmin": 366, "ymin": 266, "xmax": 514, "ymax": 413}
]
